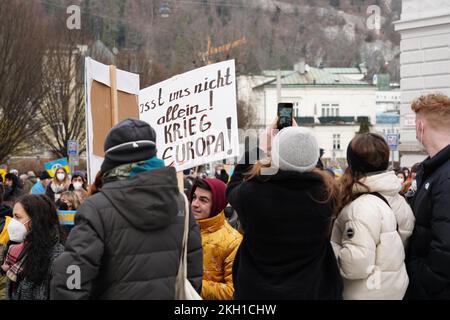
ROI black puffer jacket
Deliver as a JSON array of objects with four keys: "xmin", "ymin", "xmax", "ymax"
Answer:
[
  {"xmin": 51, "ymin": 167, "xmax": 203, "ymax": 299},
  {"xmin": 227, "ymin": 162, "xmax": 343, "ymax": 300},
  {"xmin": 406, "ymin": 144, "xmax": 450, "ymax": 299}
]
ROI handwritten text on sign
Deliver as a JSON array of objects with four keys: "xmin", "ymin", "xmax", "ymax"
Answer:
[{"xmin": 139, "ymin": 60, "xmax": 239, "ymax": 171}]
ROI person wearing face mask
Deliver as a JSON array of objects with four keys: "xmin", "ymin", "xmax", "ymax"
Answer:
[
  {"xmin": 68, "ymin": 172, "xmax": 88, "ymax": 203},
  {"xmin": 0, "ymin": 195, "xmax": 65, "ymax": 300},
  {"xmin": 396, "ymin": 171, "xmax": 410, "ymax": 196},
  {"xmin": 405, "ymin": 163, "xmax": 420, "ymax": 204},
  {"xmin": 405, "ymin": 94, "xmax": 450, "ymax": 300},
  {"xmin": 58, "ymin": 191, "xmax": 80, "ymax": 211},
  {"xmin": 45, "ymin": 167, "xmax": 71, "ymax": 203},
  {"xmin": 0, "ymin": 190, "xmax": 12, "ymax": 300}
]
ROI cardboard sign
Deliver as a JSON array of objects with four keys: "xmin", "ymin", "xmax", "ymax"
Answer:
[
  {"xmin": 44, "ymin": 158, "xmax": 71, "ymax": 177},
  {"xmin": 139, "ymin": 60, "xmax": 239, "ymax": 171},
  {"xmin": 387, "ymin": 133, "xmax": 399, "ymax": 151},
  {"xmin": 85, "ymin": 57, "xmax": 140, "ymax": 183},
  {"xmin": 67, "ymin": 140, "xmax": 78, "ymax": 156}
]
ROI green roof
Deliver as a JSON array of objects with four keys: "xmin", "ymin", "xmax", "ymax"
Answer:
[
  {"xmin": 262, "ymin": 70, "xmax": 295, "ymax": 77},
  {"xmin": 257, "ymin": 67, "xmax": 373, "ymax": 87},
  {"xmin": 323, "ymin": 67, "xmax": 364, "ymax": 74}
]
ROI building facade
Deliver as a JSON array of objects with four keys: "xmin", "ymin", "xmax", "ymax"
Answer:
[
  {"xmin": 395, "ymin": 0, "xmax": 450, "ymax": 167},
  {"xmin": 238, "ymin": 63, "xmax": 376, "ymax": 163}
]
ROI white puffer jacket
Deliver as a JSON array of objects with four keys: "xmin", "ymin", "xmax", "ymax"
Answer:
[{"xmin": 331, "ymin": 171, "xmax": 415, "ymax": 300}]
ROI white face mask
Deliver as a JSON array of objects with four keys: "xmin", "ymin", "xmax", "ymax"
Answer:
[
  {"xmin": 411, "ymin": 180, "xmax": 417, "ymax": 191},
  {"xmin": 7, "ymin": 218, "xmax": 30, "ymax": 243},
  {"xmin": 73, "ymin": 182, "xmax": 83, "ymax": 190},
  {"xmin": 56, "ymin": 173, "xmax": 65, "ymax": 181}
]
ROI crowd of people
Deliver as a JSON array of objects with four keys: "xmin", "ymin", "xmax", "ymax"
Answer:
[{"xmin": 0, "ymin": 93, "xmax": 449, "ymax": 300}]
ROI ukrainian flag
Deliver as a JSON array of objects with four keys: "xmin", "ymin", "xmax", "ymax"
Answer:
[
  {"xmin": 58, "ymin": 210, "xmax": 77, "ymax": 226},
  {"xmin": 0, "ymin": 168, "xmax": 6, "ymax": 182},
  {"xmin": 44, "ymin": 157, "xmax": 71, "ymax": 177}
]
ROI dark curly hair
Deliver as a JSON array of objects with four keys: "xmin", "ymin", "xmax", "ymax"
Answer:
[{"xmin": 17, "ymin": 194, "xmax": 66, "ymax": 285}]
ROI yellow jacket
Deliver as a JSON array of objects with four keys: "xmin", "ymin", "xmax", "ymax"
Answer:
[
  {"xmin": 197, "ymin": 211, "xmax": 242, "ymax": 300},
  {"xmin": 0, "ymin": 216, "xmax": 11, "ymax": 245}
]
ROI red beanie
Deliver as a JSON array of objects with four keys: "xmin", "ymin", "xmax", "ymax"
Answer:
[{"xmin": 190, "ymin": 178, "xmax": 227, "ymax": 217}]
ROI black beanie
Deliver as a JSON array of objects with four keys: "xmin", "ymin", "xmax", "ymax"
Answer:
[
  {"xmin": 346, "ymin": 142, "xmax": 388, "ymax": 174},
  {"xmin": 100, "ymin": 118, "xmax": 157, "ymax": 173}
]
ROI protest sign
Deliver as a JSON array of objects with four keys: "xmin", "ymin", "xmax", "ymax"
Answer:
[
  {"xmin": 139, "ymin": 60, "xmax": 239, "ymax": 171},
  {"xmin": 58, "ymin": 210, "xmax": 77, "ymax": 226},
  {"xmin": 44, "ymin": 158, "xmax": 71, "ymax": 177},
  {"xmin": 85, "ymin": 57, "xmax": 140, "ymax": 183}
]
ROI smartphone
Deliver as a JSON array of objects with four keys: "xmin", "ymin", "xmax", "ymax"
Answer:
[{"xmin": 277, "ymin": 103, "xmax": 294, "ymax": 130}]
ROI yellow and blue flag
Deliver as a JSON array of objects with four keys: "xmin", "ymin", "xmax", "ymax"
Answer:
[
  {"xmin": 0, "ymin": 168, "xmax": 6, "ymax": 182},
  {"xmin": 44, "ymin": 157, "xmax": 71, "ymax": 177},
  {"xmin": 58, "ymin": 210, "xmax": 77, "ymax": 226}
]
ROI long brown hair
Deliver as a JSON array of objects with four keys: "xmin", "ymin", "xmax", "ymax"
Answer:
[
  {"xmin": 88, "ymin": 171, "xmax": 104, "ymax": 196},
  {"xmin": 245, "ymin": 158, "xmax": 341, "ymax": 217},
  {"xmin": 18, "ymin": 195, "xmax": 66, "ymax": 285},
  {"xmin": 338, "ymin": 133, "xmax": 390, "ymax": 213}
]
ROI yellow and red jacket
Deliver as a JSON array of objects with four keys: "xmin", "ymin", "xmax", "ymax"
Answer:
[{"xmin": 197, "ymin": 211, "xmax": 242, "ymax": 300}]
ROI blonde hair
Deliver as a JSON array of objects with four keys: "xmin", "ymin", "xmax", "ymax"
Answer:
[
  {"xmin": 412, "ymin": 93, "xmax": 450, "ymax": 128},
  {"xmin": 60, "ymin": 191, "xmax": 81, "ymax": 210}
]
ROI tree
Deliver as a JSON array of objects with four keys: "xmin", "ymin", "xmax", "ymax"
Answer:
[
  {"xmin": 329, "ymin": 0, "xmax": 340, "ymax": 8},
  {"xmin": 358, "ymin": 117, "xmax": 371, "ymax": 134},
  {"xmin": 39, "ymin": 19, "xmax": 86, "ymax": 158},
  {"xmin": 236, "ymin": 100, "xmax": 256, "ymax": 129},
  {"xmin": 0, "ymin": 0, "xmax": 49, "ymax": 162}
]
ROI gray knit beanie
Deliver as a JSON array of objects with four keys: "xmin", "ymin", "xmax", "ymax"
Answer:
[{"xmin": 271, "ymin": 127, "xmax": 319, "ymax": 173}]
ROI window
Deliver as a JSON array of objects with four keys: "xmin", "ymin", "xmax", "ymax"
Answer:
[
  {"xmin": 322, "ymin": 104, "xmax": 329, "ymax": 117},
  {"xmin": 332, "ymin": 104, "xmax": 339, "ymax": 117},
  {"xmin": 333, "ymin": 134, "xmax": 341, "ymax": 150},
  {"xmin": 322, "ymin": 103, "xmax": 340, "ymax": 118}
]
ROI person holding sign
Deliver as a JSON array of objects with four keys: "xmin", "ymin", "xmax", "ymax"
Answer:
[
  {"xmin": 190, "ymin": 177, "xmax": 242, "ymax": 300},
  {"xmin": 227, "ymin": 123, "xmax": 343, "ymax": 300},
  {"xmin": 51, "ymin": 119, "xmax": 203, "ymax": 299}
]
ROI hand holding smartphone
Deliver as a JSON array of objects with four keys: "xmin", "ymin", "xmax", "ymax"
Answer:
[{"xmin": 277, "ymin": 103, "xmax": 294, "ymax": 131}]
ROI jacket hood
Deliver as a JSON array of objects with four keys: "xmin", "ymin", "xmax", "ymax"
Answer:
[
  {"xmin": 354, "ymin": 171, "xmax": 401, "ymax": 196},
  {"xmin": 100, "ymin": 167, "xmax": 180, "ymax": 231}
]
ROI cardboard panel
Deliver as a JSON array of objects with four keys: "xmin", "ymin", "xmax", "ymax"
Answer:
[
  {"xmin": 91, "ymin": 80, "xmax": 112, "ymax": 157},
  {"xmin": 118, "ymin": 91, "xmax": 139, "ymax": 121}
]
